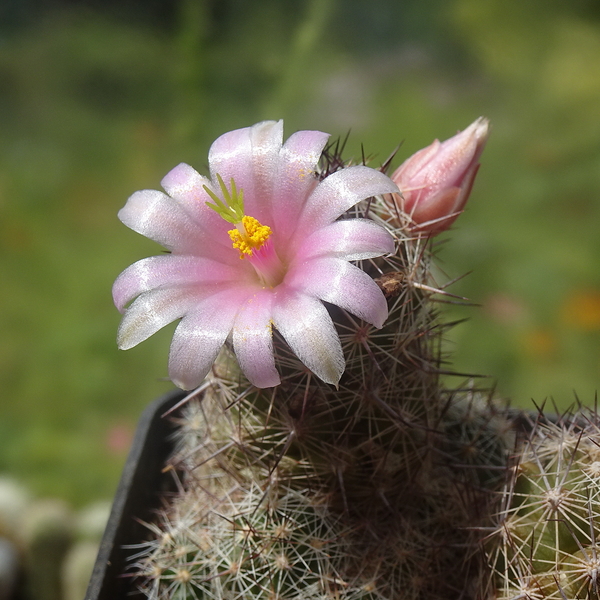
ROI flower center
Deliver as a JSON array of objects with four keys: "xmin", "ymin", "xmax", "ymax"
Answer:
[
  {"xmin": 228, "ymin": 216, "xmax": 272, "ymax": 257},
  {"xmin": 204, "ymin": 174, "xmax": 286, "ymax": 287}
]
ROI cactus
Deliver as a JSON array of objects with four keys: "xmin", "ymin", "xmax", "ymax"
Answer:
[
  {"xmin": 485, "ymin": 407, "xmax": 600, "ymax": 600},
  {"xmin": 116, "ymin": 121, "xmax": 528, "ymax": 600}
]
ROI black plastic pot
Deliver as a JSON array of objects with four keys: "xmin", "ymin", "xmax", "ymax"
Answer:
[{"xmin": 85, "ymin": 388, "xmax": 186, "ymax": 600}]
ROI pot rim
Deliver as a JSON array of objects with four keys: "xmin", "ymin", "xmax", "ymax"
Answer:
[{"xmin": 85, "ymin": 388, "xmax": 186, "ymax": 600}]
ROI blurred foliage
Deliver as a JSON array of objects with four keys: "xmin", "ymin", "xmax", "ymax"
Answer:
[{"xmin": 1, "ymin": 0, "xmax": 600, "ymax": 505}]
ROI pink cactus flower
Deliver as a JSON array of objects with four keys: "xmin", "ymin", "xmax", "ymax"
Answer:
[
  {"xmin": 113, "ymin": 121, "xmax": 398, "ymax": 390},
  {"xmin": 389, "ymin": 117, "xmax": 489, "ymax": 234}
]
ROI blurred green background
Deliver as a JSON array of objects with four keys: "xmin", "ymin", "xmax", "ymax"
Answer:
[{"xmin": 2, "ymin": 0, "xmax": 600, "ymax": 505}]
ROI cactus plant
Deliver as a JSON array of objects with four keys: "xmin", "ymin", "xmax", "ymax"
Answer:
[
  {"xmin": 107, "ymin": 118, "xmax": 537, "ymax": 600},
  {"xmin": 485, "ymin": 406, "xmax": 600, "ymax": 599}
]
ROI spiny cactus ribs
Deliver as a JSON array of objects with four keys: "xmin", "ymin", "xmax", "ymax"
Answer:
[{"xmin": 123, "ymin": 137, "xmax": 520, "ymax": 600}]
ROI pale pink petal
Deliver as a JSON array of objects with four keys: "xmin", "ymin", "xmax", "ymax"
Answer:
[
  {"xmin": 160, "ymin": 163, "xmax": 231, "ymax": 241},
  {"xmin": 271, "ymin": 130, "xmax": 330, "ymax": 243},
  {"xmin": 113, "ymin": 255, "xmax": 243, "ymax": 312},
  {"xmin": 232, "ymin": 289, "xmax": 279, "ymax": 388},
  {"xmin": 410, "ymin": 187, "xmax": 461, "ymax": 226},
  {"xmin": 416, "ymin": 119, "xmax": 487, "ymax": 191},
  {"xmin": 117, "ymin": 288, "xmax": 200, "ymax": 350},
  {"xmin": 118, "ymin": 190, "xmax": 208, "ymax": 254},
  {"xmin": 246, "ymin": 121, "xmax": 284, "ymax": 221},
  {"xmin": 294, "ymin": 166, "xmax": 399, "ymax": 244},
  {"xmin": 295, "ymin": 219, "xmax": 394, "ymax": 262},
  {"xmin": 285, "ymin": 257, "xmax": 388, "ymax": 328},
  {"xmin": 272, "ymin": 290, "xmax": 344, "ymax": 385},
  {"xmin": 208, "ymin": 121, "xmax": 283, "ymax": 224},
  {"xmin": 168, "ymin": 289, "xmax": 246, "ymax": 389},
  {"xmin": 208, "ymin": 126, "xmax": 255, "ymax": 213},
  {"xmin": 393, "ymin": 140, "xmax": 440, "ymax": 181}
]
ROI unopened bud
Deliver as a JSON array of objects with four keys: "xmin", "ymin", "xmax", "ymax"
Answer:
[{"xmin": 388, "ymin": 117, "xmax": 489, "ymax": 234}]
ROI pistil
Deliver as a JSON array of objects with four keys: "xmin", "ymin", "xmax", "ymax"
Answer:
[{"xmin": 205, "ymin": 174, "xmax": 286, "ymax": 288}]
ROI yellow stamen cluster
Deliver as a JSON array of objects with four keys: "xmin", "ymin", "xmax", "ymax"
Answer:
[{"xmin": 228, "ymin": 216, "xmax": 272, "ymax": 258}]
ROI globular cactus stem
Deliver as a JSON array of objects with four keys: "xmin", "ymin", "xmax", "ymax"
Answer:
[
  {"xmin": 486, "ymin": 405, "xmax": 600, "ymax": 600},
  {"xmin": 126, "ymin": 132, "xmax": 516, "ymax": 600}
]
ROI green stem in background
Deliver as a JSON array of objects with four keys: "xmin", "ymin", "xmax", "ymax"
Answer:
[
  {"xmin": 263, "ymin": 0, "xmax": 335, "ymax": 118},
  {"xmin": 171, "ymin": 0, "xmax": 208, "ymax": 148}
]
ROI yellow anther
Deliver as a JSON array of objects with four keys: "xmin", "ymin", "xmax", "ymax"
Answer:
[{"xmin": 228, "ymin": 216, "xmax": 272, "ymax": 258}]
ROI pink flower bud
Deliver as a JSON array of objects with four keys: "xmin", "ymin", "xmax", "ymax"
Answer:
[{"xmin": 388, "ymin": 117, "xmax": 489, "ymax": 234}]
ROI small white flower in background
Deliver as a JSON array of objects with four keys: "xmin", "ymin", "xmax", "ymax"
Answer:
[{"xmin": 113, "ymin": 121, "xmax": 397, "ymax": 389}]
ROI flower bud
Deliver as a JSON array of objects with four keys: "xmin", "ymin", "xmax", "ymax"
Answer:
[{"xmin": 388, "ymin": 117, "xmax": 489, "ymax": 234}]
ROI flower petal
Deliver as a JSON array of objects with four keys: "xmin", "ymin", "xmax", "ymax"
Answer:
[
  {"xmin": 118, "ymin": 189, "xmax": 205, "ymax": 254},
  {"xmin": 285, "ymin": 257, "xmax": 388, "ymax": 328},
  {"xmin": 208, "ymin": 120, "xmax": 283, "ymax": 224},
  {"xmin": 117, "ymin": 287, "xmax": 199, "ymax": 350},
  {"xmin": 393, "ymin": 140, "xmax": 440, "ymax": 182},
  {"xmin": 272, "ymin": 290, "xmax": 344, "ymax": 385},
  {"xmin": 160, "ymin": 163, "xmax": 231, "ymax": 244},
  {"xmin": 295, "ymin": 166, "xmax": 399, "ymax": 238},
  {"xmin": 113, "ymin": 255, "xmax": 242, "ymax": 312},
  {"xmin": 168, "ymin": 288, "xmax": 246, "ymax": 390},
  {"xmin": 296, "ymin": 218, "xmax": 394, "ymax": 262},
  {"xmin": 233, "ymin": 289, "xmax": 279, "ymax": 388},
  {"xmin": 271, "ymin": 130, "xmax": 330, "ymax": 243},
  {"xmin": 409, "ymin": 186, "xmax": 462, "ymax": 232}
]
